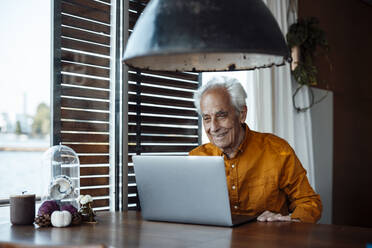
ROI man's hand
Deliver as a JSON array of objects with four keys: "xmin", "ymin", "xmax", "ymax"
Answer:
[{"xmin": 257, "ymin": 210, "xmax": 300, "ymax": 222}]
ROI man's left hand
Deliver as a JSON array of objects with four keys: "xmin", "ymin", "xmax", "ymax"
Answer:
[{"xmin": 257, "ymin": 210, "xmax": 300, "ymax": 222}]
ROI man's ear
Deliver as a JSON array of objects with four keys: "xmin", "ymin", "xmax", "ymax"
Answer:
[{"xmin": 239, "ymin": 106, "xmax": 247, "ymax": 123}]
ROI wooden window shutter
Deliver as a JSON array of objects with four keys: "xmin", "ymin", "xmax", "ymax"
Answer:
[
  {"xmin": 52, "ymin": 0, "xmax": 113, "ymax": 210},
  {"xmin": 126, "ymin": 0, "xmax": 202, "ymax": 210}
]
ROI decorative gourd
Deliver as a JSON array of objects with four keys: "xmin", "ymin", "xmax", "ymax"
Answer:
[
  {"xmin": 51, "ymin": 210, "xmax": 72, "ymax": 227},
  {"xmin": 61, "ymin": 204, "xmax": 78, "ymax": 215},
  {"xmin": 38, "ymin": 200, "xmax": 60, "ymax": 216}
]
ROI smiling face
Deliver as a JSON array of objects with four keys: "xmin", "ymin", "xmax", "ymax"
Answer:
[{"xmin": 200, "ymin": 87, "xmax": 247, "ymax": 158}]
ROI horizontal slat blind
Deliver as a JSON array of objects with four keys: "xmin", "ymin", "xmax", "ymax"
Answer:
[
  {"xmin": 54, "ymin": 0, "xmax": 112, "ymax": 210},
  {"xmin": 127, "ymin": 0, "xmax": 201, "ymax": 210}
]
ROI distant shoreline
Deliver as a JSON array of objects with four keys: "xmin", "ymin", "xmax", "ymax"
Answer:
[{"xmin": 0, "ymin": 147, "xmax": 48, "ymax": 152}]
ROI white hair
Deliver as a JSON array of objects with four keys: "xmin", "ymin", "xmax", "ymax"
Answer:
[{"xmin": 194, "ymin": 76, "xmax": 247, "ymax": 115}]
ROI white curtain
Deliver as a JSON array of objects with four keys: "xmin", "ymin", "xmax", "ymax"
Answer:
[{"xmin": 245, "ymin": 0, "xmax": 316, "ymax": 189}]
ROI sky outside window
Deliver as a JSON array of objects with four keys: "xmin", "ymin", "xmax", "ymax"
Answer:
[
  {"xmin": 0, "ymin": 0, "xmax": 51, "ymax": 204},
  {"xmin": 0, "ymin": 0, "xmax": 50, "ymax": 119}
]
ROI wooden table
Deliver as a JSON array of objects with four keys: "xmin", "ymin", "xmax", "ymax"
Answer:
[{"xmin": 0, "ymin": 211, "xmax": 371, "ymax": 248}]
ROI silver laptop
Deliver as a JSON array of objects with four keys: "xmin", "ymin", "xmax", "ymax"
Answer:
[{"xmin": 132, "ymin": 155, "xmax": 256, "ymax": 227}]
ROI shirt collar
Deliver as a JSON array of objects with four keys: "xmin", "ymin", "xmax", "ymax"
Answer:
[{"xmin": 236, "ymin": 123, "xmax": 251, "ymax": 154}]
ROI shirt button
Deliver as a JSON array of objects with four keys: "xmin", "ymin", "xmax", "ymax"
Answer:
[
  {"xmin": 232, "ymin": 185, "xmax": 236, "ymax": 190},
  {"xmin": 234, "ymin": 205, "xmax": 238, "ymax": 209},
  {"xmin": 231, "ymin": 164, "xmax": 235, "ymax": 168}
]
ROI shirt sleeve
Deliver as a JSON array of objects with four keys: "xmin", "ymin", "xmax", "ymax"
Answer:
[
  {"xmin": 189, "ymin": 148, "xmax": 198, "ymax": 156},
  {"xmin": 278, "ymin": 146, "xmax": 322, "ymax": 223}
]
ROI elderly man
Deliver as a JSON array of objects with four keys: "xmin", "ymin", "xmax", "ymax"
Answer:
[{"xmin": 189, "ymin": 76, "xmax": 322, "ymax": 223}]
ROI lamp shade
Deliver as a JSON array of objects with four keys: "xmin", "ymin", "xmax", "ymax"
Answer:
[{"xmin": 123, "ymin": 0, "xmax": 290, "ymax": 72}]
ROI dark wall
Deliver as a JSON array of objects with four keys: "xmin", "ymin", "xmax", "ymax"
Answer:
[{"xmin": 299, "ymin": 0, "xmax": 372, "ymax": 227}]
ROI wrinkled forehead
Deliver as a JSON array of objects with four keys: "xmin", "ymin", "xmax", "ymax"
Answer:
[{"xmin": 200, "ymin": 88, "xmax": 235, "ymax": 115}]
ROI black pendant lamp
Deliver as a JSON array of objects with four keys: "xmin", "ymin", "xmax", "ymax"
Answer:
[{"xmin": 123, "ymin": 0, "xmax": 290, "ymax": 72}]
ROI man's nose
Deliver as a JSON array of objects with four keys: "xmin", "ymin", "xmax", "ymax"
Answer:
[{"xmin": 210, "ymin": 118, "xmax": 220, "ymax": 132}]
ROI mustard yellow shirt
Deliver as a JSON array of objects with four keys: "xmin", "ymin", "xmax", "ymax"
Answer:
[{"xmin": 189, "ymin": 124, "xmax": 322, "ymax": 223}]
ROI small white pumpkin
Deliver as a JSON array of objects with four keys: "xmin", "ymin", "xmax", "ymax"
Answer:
[{"xmin": 51, "ymin": 210, "xmax": 72, "ymax": 227}]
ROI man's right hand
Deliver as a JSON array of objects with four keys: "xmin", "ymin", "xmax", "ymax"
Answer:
[{"xmin": 257, "ymin": 210, "xmax": 300, "ymax": 222}]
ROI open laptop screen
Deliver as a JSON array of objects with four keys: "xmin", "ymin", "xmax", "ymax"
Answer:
[{"xmin": 132, "ymin": 155, "xmax": 235, "ymax": 226}]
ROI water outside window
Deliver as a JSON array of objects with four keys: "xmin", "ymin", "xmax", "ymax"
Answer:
[{"xmin": 0, "ymin": 0, "xmax": 51, "ymax": 223}]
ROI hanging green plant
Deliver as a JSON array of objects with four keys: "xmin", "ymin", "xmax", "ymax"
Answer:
[
  {"xmin": 287, "ymin": 17, "xmax": 329, "ymax": 85},
  {"xmin": 286, "ymin": 17, "xmax": 331, "ymax": 112}
]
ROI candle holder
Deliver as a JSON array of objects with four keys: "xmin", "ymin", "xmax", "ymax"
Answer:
[{"xmin": 10, "ymin": 193, "xmax": 35, "ymax": 225}]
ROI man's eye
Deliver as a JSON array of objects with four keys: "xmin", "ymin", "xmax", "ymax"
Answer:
[
  {"xmin": 203, "ymin": 117, "xmax": 211, "ymax": 122},
  {"xmin": 217, "ymin": 114, "xmax": 227, "ymax": 119}
]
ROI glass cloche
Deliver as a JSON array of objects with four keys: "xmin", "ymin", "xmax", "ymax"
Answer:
[{"xmin": 41, "ymin": 144, "xmax": 80, "ymax": 208}]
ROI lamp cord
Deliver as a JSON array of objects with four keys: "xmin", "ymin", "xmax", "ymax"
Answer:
[
  {"xmin": 292, "ymin": 84, "xmax": 329, "ymax": 113},
  {"xmin": 292, "ymin": 52, "xmax": 333, "ymax": 113}
]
